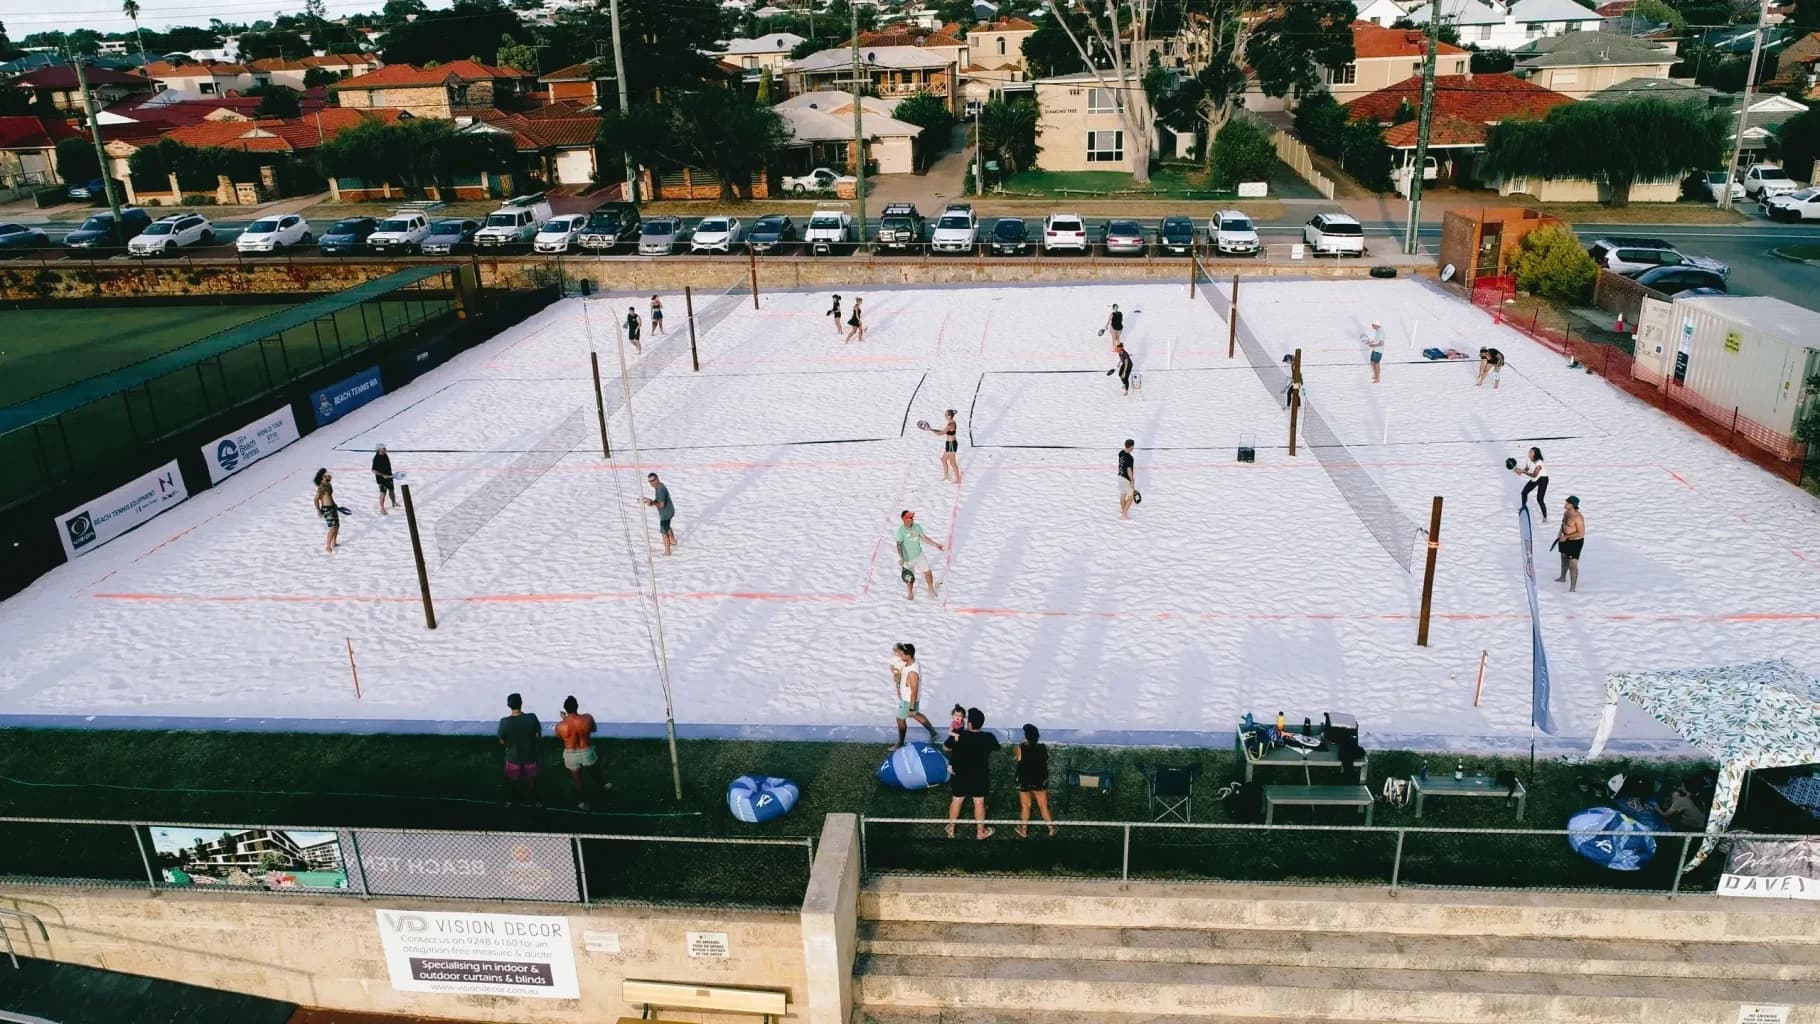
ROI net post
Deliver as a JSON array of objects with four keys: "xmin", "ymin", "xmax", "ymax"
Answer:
[
  {"xmin": 685, "ymin": 285, "xmax": 700, "ymax": 372},
  {"xmin": 1188, "ymin": 254, "xmax": 1195, "ymax": 298},
  {"xmin": 749, "ymin": 245, "xmax": 759, "ymax": 308},
  {"xmin": 1228, "ymin": 275, "xmax": 1239, "ymax": 359},
  {"xmin": 1287, "ymin": 347, "xmax": 1303, "ymax": 456},
  {"xmin": 401, "ymin": 483, "xmax": 437, "ymax": 630},
  {"xmin": 590, "ymin": 351, "xmax": 612, "ymax": 459},
  {"xmin": 1417, "ymin": 496, "xmax": 1443, "ymax": 646}
]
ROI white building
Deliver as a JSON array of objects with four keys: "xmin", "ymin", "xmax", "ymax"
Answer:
[
  {"xmin": 1408, "ymin": 0, "xmax": 1604, "ymax": 51},
  {"xmin": 715, "ymin": 33, "xmax": 807, "ymax": 81},
  {"xmin": 774, "ymin": 90, "xmax": 925, "ymax": 174}
]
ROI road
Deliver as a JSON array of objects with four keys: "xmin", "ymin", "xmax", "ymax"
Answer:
[{"xmin": 10, "ymin": 210, "xmax": 1819, "ymax": 310}]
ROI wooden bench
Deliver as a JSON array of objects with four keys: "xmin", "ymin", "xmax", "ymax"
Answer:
[
  {"xmin": 1263, "ymin": 784, "xmax": 1375, "ymax": 825},
  {"xmin": 623, "ymin": 979, "xmax": 790, "ymax": 1024}
]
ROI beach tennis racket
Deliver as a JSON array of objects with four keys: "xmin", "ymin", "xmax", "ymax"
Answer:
[
  {"xmin": 916, "ymin": 419, "xmax": 931, "ymax": 430},
  {"xmin": 335, "ymin": 505, "xmax": 353, "ymax": 516},
  {"xmin": 1505, "ymin": 458, "xmax": 1517, "ymax": 470},
  {"xmin": 901, "ymin": 566, "xmax": 915, "ymax": 584},
  {"xmin": 1132, "ymin": 491, "xmax": 1143, "ymax": 505},
  {"xmin": 1549, "ymin": 539, "xmax": 1559, "ymax": 551}
]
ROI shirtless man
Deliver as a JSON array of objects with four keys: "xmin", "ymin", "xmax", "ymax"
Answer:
[
  {"xmin": 556, "ymin": 695, "xmax": 608, "ymax": 810},
  {"xmin": 1554, "ymin": 496, "xmax": 1585, "ymax": 593}
]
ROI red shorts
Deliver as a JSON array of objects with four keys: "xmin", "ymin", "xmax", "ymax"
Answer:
[{"xmin": 504, "ymin": 759, "xmax": 540, "ymax": 780}]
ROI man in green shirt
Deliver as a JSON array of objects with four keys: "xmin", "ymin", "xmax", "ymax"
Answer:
[{"xmin": 895, "ymin": 509, "xmax": 946, "ymax": 601}]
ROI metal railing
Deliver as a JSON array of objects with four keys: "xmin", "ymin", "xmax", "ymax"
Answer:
[
  {"xmin": 0, "ymin": 816, "xmax": 816, "ymax": 909},
  {"xmin": 858, "ymin": 816, "xmax": 1809, "ymax": 899},
  {"xmin": 0, "ymin": 909, "xmax": 49, "ymax": 969}
]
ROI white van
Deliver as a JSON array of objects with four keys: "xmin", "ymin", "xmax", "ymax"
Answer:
[{"xmin": 475, "ymin": 194, "xmax": 555, "ymax": 249}]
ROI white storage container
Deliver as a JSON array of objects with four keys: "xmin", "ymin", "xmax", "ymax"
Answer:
[{"xmin": 1664, "ymin": 296, "xmax": 1820, "ymax": 444}]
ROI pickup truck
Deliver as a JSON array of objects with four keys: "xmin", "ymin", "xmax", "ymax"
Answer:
[
  {"xmin": 1741, "ymin": 163, "xmax": 1800, "ymax": 202},
  {"xmin": 475, "ymin": 194, "xmax": 554, "ymax": 250},
  {"xmin": 803, "ymin": 203, "xmax": 854, "ymax": 255},
  {"xmin": 783, "ymin": 167, "xmax": 857, "ymax": 195}
]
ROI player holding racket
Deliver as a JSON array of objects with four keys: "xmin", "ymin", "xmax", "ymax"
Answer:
[
  {"xmin": 1118, "ymin": 439, "xmax": 1139, "ymax": 520},
  {"xmin": 896, "ymin": 510, "xmax": 946, "ymax": 601},
  {"xmin": 918, "ymin": 409, "xmax": 962, "ymax": 484}
]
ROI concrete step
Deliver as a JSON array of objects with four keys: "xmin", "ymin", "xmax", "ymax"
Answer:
[
  {"xmin": 855, "ymin": 919, "xmax": 1819, "ymax": 982},
  {"xmin": 852, "ymin": 953, "xmax": 1820, "ymax": 1024},
  {"xmin": 859, "ymin": 876, "xmax": 1820, "ymax": 944}
]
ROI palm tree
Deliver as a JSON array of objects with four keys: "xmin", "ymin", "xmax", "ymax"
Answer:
[
  {"xmin": 978, "ymin": 99, "xmax": 1040, "ymax": 176},
  {"xmin": 122, "ymin": 0, "xmax": 150, "ymax": 68}
]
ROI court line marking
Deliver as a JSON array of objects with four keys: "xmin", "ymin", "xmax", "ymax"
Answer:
[{"xmin": 87, "ymin": 469, "xmax": 301, "ymax": 588}]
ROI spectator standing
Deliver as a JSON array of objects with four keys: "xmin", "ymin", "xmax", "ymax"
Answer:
[
  {"xmin": 498, "ymin": 692, "xmax": 543, "ymax": 807},
  {"xmin": 944, "ymin": 707, "xmax": 1001, "ymax": 839},
  {"xmin": 889, "ymin": 642, "xmax": 938, "ymax": 750},
  {"xmin": 556, "ymin": 695, "xmax": 608, "ymax": 811},
  {"xmin": 1014, "ymin": 723, "xmax": 1056, "ymax": 838}
]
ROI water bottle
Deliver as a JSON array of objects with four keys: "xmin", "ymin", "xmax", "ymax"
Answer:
[{"xmin": 1454, "ymin": 760, "xmax": 1464, "ymax": 781}]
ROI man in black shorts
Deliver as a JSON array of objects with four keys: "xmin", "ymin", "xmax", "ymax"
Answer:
[
  {"xmin": 625, "ymin": 306, "xmax": 642, "ymax": 353},
  {"xmin": 372, "ymin": 443, "xmax": 395, "ymax": 515},
  {"xmin": 645, "ymin": 472, "xmax": 675, "ymax": 555},
  {"xmin": 1118, "ymin": 439, "xmax": 1137, "ymax": 520},
  {"xmin": 943, "ymin": 707, "xmax": 1001, "ymax": 839},
  {"xmin": 1554, "ymin": 495, "xmax": 1585, "ymax": 592},
  {"xmin": 1111, "ymin": 342, "xmax": 1133, "ymax": 397}
]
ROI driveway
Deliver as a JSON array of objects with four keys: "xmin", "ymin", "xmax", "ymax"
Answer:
[{"xmin": 866, "ymin": 125, "xmax": 972, "ymax": 209}]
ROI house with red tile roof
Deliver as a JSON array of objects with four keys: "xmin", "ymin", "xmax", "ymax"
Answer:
[
  {"xmin": 537, "ymin": 63, "xmax": 603, "ymax": 107},
  {"xmin": 8, "ymin": 64, "xmax": 152, "ymax": 116},
  {"xmin": 143, "ymin": 59, "xmax": 256, "ymax": 96},
  {"xmin": 0, "ymin": 115, "xmax": 81, "ymax": 189},
  {"xmin": 330, "ymin": 60, "xmax": 533, "ymax": 118},
  {"xmin": 108, "ymin": 108, "xmax": 409, "ymax": 205},
  {"xmin": 1320, "ymin": 22, "xmax": 1470, "ymax": 103},
  {"xmin": 246, "ymin": 54, "xmax": 382, "ymax": 90},
  {"xmin": 459, "ymin": 113, "xmax": 603, "ymax": 186}
]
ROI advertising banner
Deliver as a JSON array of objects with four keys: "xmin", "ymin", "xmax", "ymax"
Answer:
[
  {"xmin": 346, "ymin": 830, "xmax": 579, "ymax": 902},
  {"xmin": 376, "ymin": 909, "xmax": 579, "ymax": 999},
  {"xmin": 310, "ymin": 365, "xmax": 384, "ymax": 427},
  {"xmin": 1721, "ymin": 837, "xmax": 1820, "ymax": 900},
  {"xmin": 147, "ymin": 825, "xmax": 349, "ymax": 891},
  {"xmin": 55, "ymin": 460, "xmax": 189, "ymax": 559},
  {"xmin": 203, "ymin": 406, "xmax": 300, "ymax": 485},
  {"xmin": 1518, "ymin": 507, "xmax": 1555, "ymax": 734}
]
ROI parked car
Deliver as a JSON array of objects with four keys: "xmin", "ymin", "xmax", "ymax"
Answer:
[
  {"xmin": 1687, "ymin": 170, "xmax": 1745, "ymax": 204},
  {"xmin": 1210, "ymin": 210, "xmax": 1261, "ymax": 257},
  {"xmin": 318, "ymin": 216, "xmax": 379, "ymax": 256},
  {"xmin": 803, "ymin": 204, "xmax": 853, "ymax": 255},
  {"xmin": 782, "ymin": 166, "xmax": 856, "ymax": 194},
  {"xmin": 747, "ymin": 214, "xmax": 797, "ymax": 253},
  {"xmin": 128, "ymin": 213, "xmax": 213, "ymax": 257},
  {"xmin": 532, "ymin": 214, "xmax": 587, "ymax": 254},
  {"xmin": 63, "ymin": 207, "xmax": 151, "ymax": 248},
  {"xmin": 1741, "ymin": 163, "xmax": 1800, "ymax": 202},
  {"xmin": 1626, "ymin": 265, "xmax": 1728, "ymax": 296},
  {"xmin": 690, "ymin": 215, "xmax": 744, "ymax": 253},
  {"xmin": 1103, "ymin": 219, "xmax": 1147, "ymax": 256},
  {"xmin": 1586, "ymin": 237, "xmax": 1728, "ymax": 278},
  {"xmin": 1302, "ymin": 212, "xmax": 1365, "ymax": 257},
  {"xmin": 931, "ymin": 203, "xmax": 978, "ymax": 254},
  {"xmin": 639, "ymin": 217, "xmax": 681, "ymax": 255},
  {"xmin": 1765, "ymin": 187, "xmax": 1820, "ymax": 222},
  {"xmin": 235, "ymin": 214, "xmax": 311, "ymax": 254},
  {"xmin": 365, "ymin": 211, "xmax": 432, "ymax": 254},
  {"xmin": 0, "ymin": 222, "xmax": 48, "ymax": 250},
  {"xmin": 877, "ymin": 202, "xmax": 924, "ymax": 251},
  {"xmin": 1042, "ymin": 212, "xmax": 1088, "ymax": 254},
  {"xmin": 67, "ymin": 178, "xmax": 109, "ymax": 200},
  {"xmin": 989, "ymin": 217, "xmax": 1030, "ymax": 255},
  {"xmin": 420, "ymin": 218, "xmax": 481, "ymax": 255},
  {"xmin": 475, "ymin": 194, "xmax": 554, "ymax": 250},
  {"xmin": 1158, "ymin": 215, "xmax": 1196, "ymax": 255},
  {"xmin": 577, "ymin": 202, "xmax": 640, "ymax": 252}
]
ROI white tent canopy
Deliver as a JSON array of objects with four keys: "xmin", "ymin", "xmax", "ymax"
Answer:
[{"xmin": 1589, "ymin": 659, "xmax": 1820, "ymax": 869}]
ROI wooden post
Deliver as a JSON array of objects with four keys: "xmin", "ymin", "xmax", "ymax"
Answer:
[
  {"xmin": 401, "ymin": 484, "xmax": 436, "ymax": 630},
  {"xmin": 1287, "ymin": 347, "xmax": 1302, "ymax": 456},
  {"xmin": 748, "ymin": 244, "xmax": 759, "ymax": 308},
  {"xmin": 1472, "ymin": 649, "xmax": 1488, "ymax": 706},
  {"xmin": 346, "ymin": 637, "xmax": 362, "ymax": 699},
  {"xmin": 685, "ymin": 285, "xmax": 700, "ymax": 371},
  {"xmin": 1189, "ymin": 254, "xmax": 1196, "ymax": 298},
  {"xmin": 1228, "ymin": 275, "xmax": 1239, "ymax": 359},
  {"xmin": 1416, "ymin": 495, "xmax": 1444, "ymax": 646},
  {"xmin": 590, "ymin": 351, "xmax": 611, "ymax": 459}
]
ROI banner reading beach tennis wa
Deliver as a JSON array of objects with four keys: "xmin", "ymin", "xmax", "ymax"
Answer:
[
  {"xmin": 376, "ymin": 909, "xmax": 579, "ymax": 999},
  {"xmin": 54, "ymin": 460, "xmax": 189, "ymax": 559}
]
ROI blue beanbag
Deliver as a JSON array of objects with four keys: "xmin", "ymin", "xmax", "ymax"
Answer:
[
  {"xmin": 727, "ymin": 775, "xmax": 800, "ymax": 823},
  {"xmin": 878, "ymin": 741, "xmax": 950, "ymax": 790}
]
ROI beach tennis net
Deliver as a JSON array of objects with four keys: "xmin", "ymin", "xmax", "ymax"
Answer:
[{"xmin": 1192, "ymin": 257, "xmax": 1422, "ymax": 572}]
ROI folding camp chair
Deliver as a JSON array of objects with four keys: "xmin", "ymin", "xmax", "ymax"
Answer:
[
  {"xmin": 1063, "ymin": 762, "xmax": 1116, "ymax": 814},
  {"xmin": 1137, "ymin": 762, "xmax": 1202, "ymax": 822}
]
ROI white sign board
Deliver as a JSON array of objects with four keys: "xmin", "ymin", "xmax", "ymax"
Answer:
[
  {"xmin": 1737, "ymin": 1006, "xmax": 1790, "ymax": 1024},
  {"xmin": 1290, "ymin": 244, "xmax": 1305, "ymax": 261},
  {"xmin": 1236, "ymin": 181, "xmax": 1268, "ymax": 198},
  {"xmin": 376, "ymin": 909, "xmax": 579, "ymax": 999},
  {"xmin": 687, "ymin": 931, "xmax": 731, "ymax": 959},
  {"xmin": 203, "ymin": 406, "xmax": 300, "ymax": 485},
  {"xmin": 55, "ymin": 460, "xmax": 189, "ymax": 559},
  {"xmin": 582, "ymin": 930, "xmax": 621, "ymax": 954}
]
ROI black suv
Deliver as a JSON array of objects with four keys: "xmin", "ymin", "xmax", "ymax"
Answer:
[
  {"xmin": 989, "ymin": 218, "xmax": 1030, "ymax": 255},
  {"xmin": 578, "ymin": 203, "xmax": 641, "ymax": 252},
  {"xmin": 877, "ymin": 203, "xmax": 924, "ymax": 251},
  {"xmin": 64, "ymin": 208, "xmax": 152, "ymax": 248}
]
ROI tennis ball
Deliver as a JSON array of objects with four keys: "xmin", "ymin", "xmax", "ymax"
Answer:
[{"xmin": 1505, "ymin": 457, "xmax": 1517, "ymax": 470}]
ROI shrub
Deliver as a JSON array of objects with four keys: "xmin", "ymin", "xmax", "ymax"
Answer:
[
  {"xmin": 1209, "ymin": 118, "xmax": 1277, "ymax": 190},
  {"xmin": 1513, "ymin": 225, "xmax": 1598, "ymax": 303}
]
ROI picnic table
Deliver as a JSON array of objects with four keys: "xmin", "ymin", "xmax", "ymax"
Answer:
[
  {"xmin": 1235, "ymin": 728, "xmax": 1368, "ymax": 783},
  {"xmin": 1263, "ymin": 784, "xmax": 1375, "ymax": 825},
  {"xmin": 1410, "ymin": 774, "xmax": 1527, "ymax": 820}
]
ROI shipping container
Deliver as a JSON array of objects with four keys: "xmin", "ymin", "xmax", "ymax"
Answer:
[{"xmin": 1661, "ymin": 296, "xmax": 1820, "ymax": 449}]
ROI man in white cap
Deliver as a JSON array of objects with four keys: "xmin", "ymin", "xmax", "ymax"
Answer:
[
  {"xmin": 372, "ymin": 443, "xmax": 396, "ymax": 515},
  {"xmin": 1366, "ymin": 320, "xmax": 1386, "ymax": 383}
]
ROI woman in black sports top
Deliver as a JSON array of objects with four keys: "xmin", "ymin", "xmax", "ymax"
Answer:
[{"xmin": 920, "ymin": 409, "xmax": 962, "ymax": 484}]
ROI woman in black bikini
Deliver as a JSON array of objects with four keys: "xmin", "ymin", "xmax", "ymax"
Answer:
[{"xmin": 920, "ymin": 409, "xmax": 962, "ymax": 483}]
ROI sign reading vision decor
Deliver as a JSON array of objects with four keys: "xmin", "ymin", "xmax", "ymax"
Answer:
[
  {"xmin": 55, "ymin": 460, "xmax": 189, "ymax": 559},
  {"xmin": 375, "ymin": 909, "xmax": 579, "ymax": 999},
  {"xmin": 345, "ymin": 830, "xmax": 579, "ymax": 902},
  {"xmin": 203, "ymin": 406, "xmax": 300, "ymax": 485},
  {"xmin": 309, "ymin": 365, "xmax": 384, "ymax": 427}
]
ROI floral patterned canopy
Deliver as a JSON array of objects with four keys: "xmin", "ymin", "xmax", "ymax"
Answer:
[{"xmin": 1587, "ymin": 659, "xmax": 1820, "ymax": 870}]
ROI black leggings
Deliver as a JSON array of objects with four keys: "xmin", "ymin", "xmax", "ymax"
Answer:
[{"xmin": 1521, "ymin": 476, "xmax": 1549, "ymax": 517}]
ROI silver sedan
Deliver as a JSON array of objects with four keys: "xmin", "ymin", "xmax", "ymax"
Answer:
[{"xmin": 1104, "ymin": 220, "xmax": 1147, "ymax": 256}]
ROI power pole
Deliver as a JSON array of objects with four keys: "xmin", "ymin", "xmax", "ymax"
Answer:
[
  {"xmin": 850, "ymin": 2, "xmax": 867, "ymax": 243},
  {"xmin": 1404, "ymin": 0, "xmax": 1443, "ymax": 255},
  {"xmin": 1719, "ymin": 0, "xmax": 1769, "ymax": 211},
  {"xmin": 71, "ymin": 55, "xmax": 127, "ymax": 247},
  {"xmin": 608, "ymin": 0, "xmax": 639, "ymax": 203}
]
